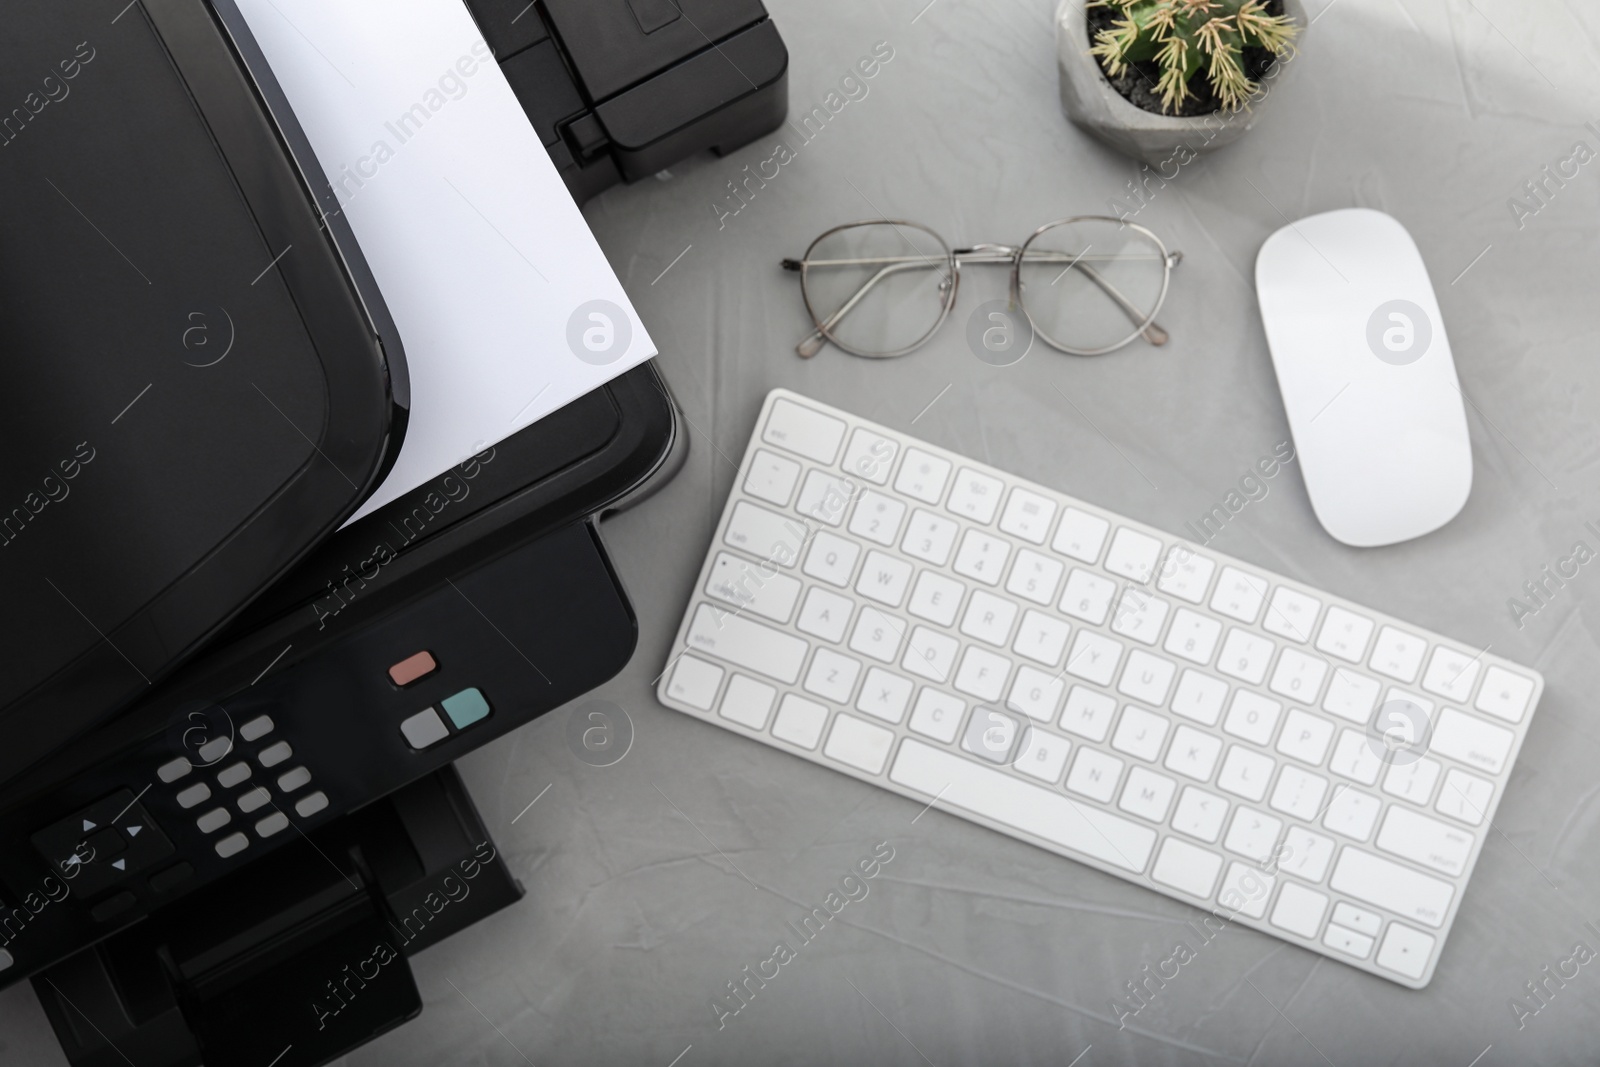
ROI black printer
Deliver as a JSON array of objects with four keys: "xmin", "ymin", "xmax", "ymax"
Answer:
[{"xmin": 0, "ymin": 2, "xmax": 785, "ymax": 1065}]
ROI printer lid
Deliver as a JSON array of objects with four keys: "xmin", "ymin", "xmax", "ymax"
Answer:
[{"xmin": 0, "ymin": 0, "xmax": 405, "ymax": 783}]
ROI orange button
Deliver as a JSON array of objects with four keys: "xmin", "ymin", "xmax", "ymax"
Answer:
[{"xmin": 388, "ymin": 651, "xmax": 437, "ymax": 687}]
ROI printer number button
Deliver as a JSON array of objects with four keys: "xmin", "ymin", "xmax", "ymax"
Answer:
[
  {"xmin": 257, "ymin": 741, "xmax": 293, "ymax": 768},
  {"xmin": 196, "ymin": 809, "xmax": 231, "ymax": 834},
  {"xmin": 277, "ymin": 767, "xmax": 312, "ymax": 794},
  {"xmin": 176, "ymin": 783, "xmax": 211, "ymax": 809},
  {"xmin": 295, "ymin": 792, "xmax": 329, "ymax": 818},
  {"xmin": 239, "ymin": 715, "xmax": 275, "ymax": 742},
  {"xmin": 400, "ymin": 708, "xmax": 451, "ymax": 750},
  {"xmin": 238, "ymin": 787, "xmax": 272, "ymax": 814},
  {"xmin": 216, "ymin": 763, "xmax": 251, "ymax": 789},
  {"xmin": 255, "ymin": 813, "xmax": 289, "ymax": 838},
  {"xmin": 156, "ymin": 758, "xmax": 191, "ymax": 783},
  {"xmin": 214, "ymin": 833, "xmax": 249, "ymax": 859}
]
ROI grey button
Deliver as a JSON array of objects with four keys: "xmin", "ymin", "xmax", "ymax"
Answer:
[
  {"xmin": 197, "ymin": 736, "xmax": 233, "ymax": 764},
  {"xmin": 157, "ymin": 758, "xmax": 191, "ymax": 783},
  {"xmin": 176, "ymin": 783, "xmax": 211, "ymax": 809},
  {"xmin": 196, "ymin": 808, "xmax": 231, "ymax": 834},
  {"xmin": 217, "ymin": 763, "xmax": 251, "ymax": 789},
  {"xmin": 257, "ymin": 741, "xmax": 293, "ymax": 768},
  {"xmin": 276, "ymin": 766, "xmax": 312, "ymax": 793},
  {"xmin": 239, "ymin": 715, "xmax": 275, "ymax": 742},
  {"xmin": 0, "ymin": 949, "xmax": 12, "ymax": 972},
  {"xmin": 961, "ymin": 707, "xmax": 1023, "ymax": 764},
  {"xmin": 237, "ymin": 786, "xmax": 272, "ymax": 814},
  {"xmin": 255, "ymin": 812, "xmax": 289, "ymax": 838},
  {"xmin": 400, "ymin": 708, "xmax": 450, "ymax": 750},
  {"xmin": 215, "ymin": 833, "xmax": 249, "ymax": 858},
  {"xmin": 295, "ymin": 791, "xmax": 329, "ymax": 818}
]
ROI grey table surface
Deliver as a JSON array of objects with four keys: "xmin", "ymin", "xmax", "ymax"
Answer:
[{"xmin": 7, "ymin": 0, "xmax": 1600, "ymax": 1064}]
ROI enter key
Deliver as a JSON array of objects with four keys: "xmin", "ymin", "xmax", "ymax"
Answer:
[{"xmin": 1375, "ymin": 805, "xmax": 1474, "ymax": 877}]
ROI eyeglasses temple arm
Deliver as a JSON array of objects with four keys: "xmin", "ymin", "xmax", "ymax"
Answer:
[
  {"xmin": 1070, "ymin": 260, "xmax": 1171, "ymax": 347},
  {"xmin": 791, "ymin": 258, "xmax": 948, "ymax": 358}
]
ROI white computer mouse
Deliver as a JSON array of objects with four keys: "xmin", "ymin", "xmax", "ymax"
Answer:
[{"xmin": 1255, "ymin": 208, "xmax": 1472, "ymax": 548}]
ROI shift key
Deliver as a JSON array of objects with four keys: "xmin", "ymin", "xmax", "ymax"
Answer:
[
  {"xmin": 1330, "ymin": 847, "xmax": 1455, "ymax": 929},
  {"xmin": 687, "ymin": 604, "xmax": 808, "ymax": 685}
]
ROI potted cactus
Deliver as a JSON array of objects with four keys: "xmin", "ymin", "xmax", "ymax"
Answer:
[{"xmin": 1058, "ymin": 0, "xmax": 1304, "ymax": 167}]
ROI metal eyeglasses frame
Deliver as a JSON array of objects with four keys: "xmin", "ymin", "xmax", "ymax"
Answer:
[{"xmin": 781, "ymin": 217, "xmax": 1182, "ymax": 359}]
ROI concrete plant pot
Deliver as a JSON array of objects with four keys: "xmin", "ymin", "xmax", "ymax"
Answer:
[{"xmin": 1056, "ymin": 0, "xmax": 1306, "ymax": 168}]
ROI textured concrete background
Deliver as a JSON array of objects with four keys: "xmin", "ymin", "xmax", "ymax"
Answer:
[{"xmin": 5, "ymin": 0, "xmax": 1600, "ymax": 1063}]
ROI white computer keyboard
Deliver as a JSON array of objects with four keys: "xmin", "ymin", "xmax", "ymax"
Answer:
[{"xmin": 657, "ymin": 389, "xmax": 1543, "ymax": 988}]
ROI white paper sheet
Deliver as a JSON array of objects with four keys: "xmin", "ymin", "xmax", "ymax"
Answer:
[{"xmin": 234, "ymin": 0, "xmax": 656, "ymax": 524}]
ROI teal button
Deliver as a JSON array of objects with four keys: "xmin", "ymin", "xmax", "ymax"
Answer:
[{"xmin": 441, "ymin": 687, "xmax": 491, "ymax": 729}]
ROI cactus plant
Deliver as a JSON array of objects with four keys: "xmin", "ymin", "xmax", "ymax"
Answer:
[{"xmin": 1088, "ymin": 0, "xmax": 1300, "ymax": 115}]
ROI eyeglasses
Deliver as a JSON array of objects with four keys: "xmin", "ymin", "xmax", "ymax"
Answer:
[{"xmin": 782, "ymin": 217, "xmax": 1182, "ymax": 359}]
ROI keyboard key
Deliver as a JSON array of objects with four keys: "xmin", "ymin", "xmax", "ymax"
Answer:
[
  {"xmin": 724, "ymin": 501, "xmax": 803, "ymax": 563},
  {"xmin": 1118, "ymin": 767, "xmax": 1177, "ymax": 822},
  {"xmin": 962, "ymin": 707, "xmax": 1023, "ymax": 763},
  {"xmin": 953, "ymin": 529, "xmax": 1010, "ymax": 585},
  {"xmin": 1329, "ymin": 729, "xmax": 1383, "ymax": 785},
  {"xmin": 1381, "ymin": 757, "xmax": 1441, "ymax": 806},
  {"xmin": 1280, "ymin": 826, "xmax": 1335, "ymax": 882},
  {"xmin": 797, "ymin": 470, "xmax": 855, "ymax": 526},
  {"xmin": 892, "ymin": 740, "xmax": 1155, "ymax": 872},
  {"xmin": 804, "ymin": 647, "xmax": 862, "ymax": 704},
  {"xmin": 705, "ymin": 552, "xmax": 802, "ymax": 624},
  {"xmin": 849, "ymin": 607, "xmax": 906, "ymax": 663},
  {"xmin": 908, "ymin": 571, "xmax": 964, "ymax": 627},
  {"xmin": 1324, "ymin": 924, "xmax": 1375, "ymax": 960},
  {"xmin": 1007, "ymin": 665, "xmax": 1066, "ymax": 722},
  {"xmin": 856, "ymin": 669, "xmax": 913, "ymax": 724},
  {"xmin": 1275, "ymin": 708, "xmax": 1334, "ymax": 765},
  {"xmin": 803, "ymin": 531, "xmax": 862, "ymax": 586},
  {"xmin": 1270, "ymin": 882, "xmax": 1329, "ymax": 939},
  {"xmin": 1219, "ymin": 861, "xmax": 1274, "ymax": 918},
  {"xmin": 1269, "ymin": 647, "xmax": 1329, "ymax": 703},
  {"xmin": 1435, "ymin": 768, "xmax": 1493, "ymax": 825},
  {"xmin": 1331, "ymin": 849, "xmax": 1454, "ymax": 929},
  {"xmin": 1163, "ymin": 608, "xmax": 1221, "ymax": 665},
  {"xmin": 946, "ymin": 468, "xmax": 1004, "ymax": 523},
  {"xmin": 1268, "ymin": 765, "xmax": 1328, "ymax": 820},
  {"xmin": 1223, "ymin": 690, "xmax": 1282, "ymax": 746},
  {"xmin": 1430, "ymin": 708, "xmax": 1514, "ymax": 774},
  {"xmin": 1172, "ymin": 787, "xmax": 1229, "ymax": 843},
  {"xmin": 824, "ymin": 714, "xmax": 895, "ymax": 774},
  {"xmin": 743, "ymin": 448, "xmax": 801, "ymax": 506},
  {"xmin": 797, "ymin": 587, "xmax": 855, "ymax": 642},
  {"xmin": 1006, "ymin": 549, "xmax": 1064, "ymax": 606},
  {"xmin": 763, "ymin": 397, "xmax": 845, "ymax": 463},
  {"xmin": 1051, "ymin": 507, "xmax": 1110, "ymax": 563},
  {"xmin": 1217, "ymin": 746, "xmax": 1274, "ymax": 802},
  {"xmin": 1104, "ymin": 527, "xmax": 1162, "ymax": 583},
  {"xmin": 1118, "ymin": 649, "xmax": 1176, "ymax": 707},
  {"xmin": 954, "ymin": 646, "xmax": 1012, "ymax": 701},
  {"xmin": 1322, "ymin": 668, "xmax": 1380, "ymax": 724},
  {"xmin": 1376, "ymin": 923, "xmax": 1436, "ymax": 980},
  {"xmin": 1065, "ymin": 747, "xmax": 1125, "ymax": 803},
  {"xmin": 1376, "ymin": 806, "xmax": 1473, "ymax": 877},
  {"xmin": 1323, "ymin": 789, "xmax": 1381, "ymax": 841},
  {"xmin": 909, "ymin": 689, "xmax": 964, "ymax": 742},
  {"xmin": 1210, "ymin": 567, "xmax": 1268, "ymax": 624},
  {"xmin": 1263, "ymin": 587, "xmax": 1321, "ymax": 642},
  {"xmin": 1060, "ymin": 568, "xmax": 1115, "ymax": 625},
  {"xmin": 1059, "ymin": 686, "xmax": 1117, "ymax": 743},
  {"xmin": 1224, "ymin": 807, "xmax": 1283, "ymax": 862},
  {"xmin": 1015, "ymin": 728, "xmax": 1072, "ymax": 783},
  {"xmin": 960, "ymin": 590, "xmax": 1018, "ymax": 646},
  {"xmin": 904, "ymin": 627, "xmax": 959, "ymax": 683},
  {"xmin": 1421, "ymin": 646, "xmax": 1481, "ymax": 703},
  {"xmin": 999, "ymin": 487, "xmax": 1057, "ymax": 544},
  {"xmin": 849, "ymin": 491, "xmax": 907, "ymax": 546},
  {"xmin": 842, "ymin": 427, "xmax": 899, "ymax": 484},
  {"xmin": 1064, "ymin": 631, "xmax": 1123, "ymax": 686},
  {"xmin": 1164, "ymin": 725, "xmax": 1222, "ymax": 781},
  {"xmin": 1152, "ymin": 837, "xmax": 1223, "ymax": 899},
  {"xmin": 1475, "ymin": 665, "xmax": 1535, "ymax": 722},
  {"xmin": 722, "ymin": 675, "xmax": 777, "ymax": 730},
  {"xmin": 1110, "ymin": 587, "xmax": 1170, "ymax": 644},
  {"xmin": 687, "ymin": 605, "xmax": 807, "ymax": 684},
  {"xmin": 894, "ymin": 448, "xmax": 952, "ymax": 504},
  {"xmin": 1013, "ymin": 610, "xmax": 1070, "ymax": 666},
  {"xmin": 1170, "ymin": 670, "xmax": 1227, "ymax": 726},
  {"xmin": 771, "ymin": 694, "xmax": 829, "ymax": 749},
  {"xmin": 1156, "ymin": 546, "xmax": 1215, "ymax": 604},
  {"xmin": 1111, "ymin": 706, "xmax": 1169, "ymax": 762},
  {"xmin": 902, "ymin": 509, "xmax": 959, "ymax": 566},
  {"xmin": 856, "ymin": 550, "xmax": 914, "ymax": 607},
  {"xmin": 1217, "ymin": 628, "xmax": 1275, "ymax": 685},
  {"xmin": 1315, "ymin": 606, "xmax": 1375, "ymax": 662},
  {"xmin": 1369, "ymin": 625, "xmax": 1426, "ymax": 683},
  {"xmin": 1331, "ymin": 902, "xmax": 1383, "ymax": 937}
]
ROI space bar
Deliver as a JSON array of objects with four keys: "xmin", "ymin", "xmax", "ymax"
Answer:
[{"xmin": 890, "ymin": 740, "xmax": 1156, "ymax": 873}]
